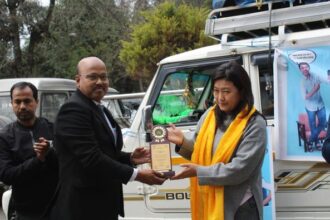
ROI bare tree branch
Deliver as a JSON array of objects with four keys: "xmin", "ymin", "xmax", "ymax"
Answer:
[
  {"xmin": 7, "ymin": 0, "xmax": 22, "ymax": 77},
  {"xmin": 27, "ymin": 0, "xmax": 56, "ymax": 75}
]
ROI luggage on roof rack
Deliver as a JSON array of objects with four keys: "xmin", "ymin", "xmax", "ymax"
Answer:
[
  {"xmin": 206, "ymin": 0, "xmax": 330, "ymax": 41},
  {"xmin": 212, "ymin": 0, "xmax": 291, "ymax": 9},
  {"xmin": 212, "ymin": 0, "xmax": 329, "ymax": 9},
  {"xmin": 213, "ymin": 0, "xmax": 226, "ymax": 8}
]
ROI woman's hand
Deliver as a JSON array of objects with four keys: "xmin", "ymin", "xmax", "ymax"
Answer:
[
  {"xmin": 170, "ymin": 163, "xmax": 197, "ymax": 180},
  {"xmin": 131, "ymin": 147, "xmax": 151, "ymax": 165},
  {"xmin": 167, "ymin": 124, "xmax": 184, "ymax": 145}
]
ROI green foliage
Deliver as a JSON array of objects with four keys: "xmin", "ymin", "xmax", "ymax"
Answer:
[
  {"xmin": 35, "ymin": 0, "xmax": 135, "ymax": 91},
  {"xmin": 0, "ymin": 0, "xmax": 214, "ymax": 92},
  {"xmin": 119, "ymin": 2, "xmax": 216, "ymax": 85},
  {"xmin": 0, "ymin": 0, "xmax": 50, "ymax": 78}
]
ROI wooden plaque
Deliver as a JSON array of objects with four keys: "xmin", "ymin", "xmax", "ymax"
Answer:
[{"xmin": 150, "ymin": 126, "xmax": 175, "ymax": 177}]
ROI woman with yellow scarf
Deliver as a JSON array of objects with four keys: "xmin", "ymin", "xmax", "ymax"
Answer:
[{"xmin": 167, "ymin": 61, "xmax": 267, "ymax": 220}]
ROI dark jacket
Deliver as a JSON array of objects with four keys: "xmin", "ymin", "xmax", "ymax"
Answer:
[
  {"xmin": 50, "ymin": 89, "xmax": 134, "ymax": 220},
  {"xmin": 322, "ymin": 116, "xmax": 330, "ymax": 163},
  {"xmin": 0, "ymin": 118, "xmax": 58, "ymax": 217}
]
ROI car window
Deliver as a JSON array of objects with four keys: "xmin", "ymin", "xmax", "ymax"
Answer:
[
  {"xmin": 101, "ymin": 98, "xmax": 131, "ymax": 128},
  {"xmin": 0, "ymin": 96, "xmax": 15, "ymax": 122},
  {"xmin": 152, "ymin": 72, "xmax": 211, "ymax": 125},
  {"xmin": 40, "ymin": 93, "xmax": 69, "ymax": 123}
]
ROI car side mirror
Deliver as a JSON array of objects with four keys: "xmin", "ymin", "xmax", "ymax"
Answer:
[{"xmin": 142, "ymin": 105, "xmax": 153, "ymax": 142}]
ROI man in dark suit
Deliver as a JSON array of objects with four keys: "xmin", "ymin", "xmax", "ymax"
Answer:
[{"xmin": 50, "ymin": 57, "xmax": 166, "ymax": 220}]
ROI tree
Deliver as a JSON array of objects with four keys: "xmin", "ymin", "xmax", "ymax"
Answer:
[
  {"xmin": 0, "ymin": 0, "xmax": 55, "ymax": 78},
  {"xmin": 35, "ymin": 0, "xmax": 139, "ymax": 92},
  {"xmin": 119, "ymin": 2, "xmax": 216, "ymax": 91}
]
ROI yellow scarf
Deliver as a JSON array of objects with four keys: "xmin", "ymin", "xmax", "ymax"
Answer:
[{"xmin": 190, "ymin": 105, "xmax": 256, "ymax": 220}]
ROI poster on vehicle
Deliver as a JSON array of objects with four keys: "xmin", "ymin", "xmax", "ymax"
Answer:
[
  {"xmin": 262, "ymin": 127, "xmax": 276, "ymax": 220},
  {"xmin": 274, "ymin": 46, "xmax": 330, "ymax": 160}
]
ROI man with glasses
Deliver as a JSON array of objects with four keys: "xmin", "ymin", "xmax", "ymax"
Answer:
[{"xmin": 49, "ymin": 56, "xmax": 166, "ymax": 220}]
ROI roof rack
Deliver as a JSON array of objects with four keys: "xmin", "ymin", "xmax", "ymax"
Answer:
[{"xmin": 205, "ymin": 1, "xmax": 330, "ymax": 41}]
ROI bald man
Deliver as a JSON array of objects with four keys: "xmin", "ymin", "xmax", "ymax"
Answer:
[{"xmin": 49, "ymin": 57, "xmax": 166, "ymax": 220}]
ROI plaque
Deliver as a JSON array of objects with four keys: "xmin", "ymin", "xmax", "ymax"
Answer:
[{"xmin": 150, "ymin": 126, "xmax": 175, "ymax": 178}]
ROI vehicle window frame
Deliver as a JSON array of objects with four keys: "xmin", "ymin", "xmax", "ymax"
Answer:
[
  {"xmin": 149, "ymin": 56, "xmax": 242, "ymax": 126},
  {"xmin": 250, "ymin": 52, "xmax": 274, "ymax": 119},
  {"xmin": 39, "ymin": 92, "xmax": 71, "ymax": 123}
]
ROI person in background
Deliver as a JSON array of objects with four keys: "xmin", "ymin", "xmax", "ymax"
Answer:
[
  {"xmin": 0, "ymin": 82, "xmax": 58, "ymax": 220},
  {"xmin": 322, "ymin": 115, "xmax": 330, "ymax": 163},
  {"xmin": 167, "ymin": 61, "xmax": 267, "ymax": 220},
  {"xmin": 299, "ymin": 62, "xmax": 326, "ymax": 151},
  {"xmin": 49, "ymin": 56, "xmax": 166, "ymax": 220}
]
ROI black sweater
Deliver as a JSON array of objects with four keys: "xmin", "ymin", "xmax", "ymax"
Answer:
[{"xmin": 0, "ymin": 118, "xmax": 58, "ymax": 217}]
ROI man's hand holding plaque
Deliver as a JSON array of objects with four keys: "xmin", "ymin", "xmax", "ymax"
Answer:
[{"xmin": 150, "ymin": 126, "xmax": 175, "ymax": 178}]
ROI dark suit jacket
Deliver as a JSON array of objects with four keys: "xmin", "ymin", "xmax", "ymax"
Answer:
[{"xmin": 50, "ymin": 89, "xmax": 134, "ymax": 220}]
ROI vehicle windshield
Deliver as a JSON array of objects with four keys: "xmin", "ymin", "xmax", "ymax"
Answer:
[
  {"xmin": 0, "ymin": 96, "xmax": 16, "ymax": 122},
  {"xmin": 0, "ymin": 92, "xmax": 134, "ymax": 129},
  {"xmin": 101, "ymin": 98, "xmax": 131, "ymax": 128},
  {"xmin": 152, "ymin": 70, "xmax": 212, "ymax": 125},
  {"xmin": 40, "ymin": 93, "xmax": 70, "ymax": 123},
  {"xmin": 0, "ymin": 92, "xmax": 70, "ymax": 124}
]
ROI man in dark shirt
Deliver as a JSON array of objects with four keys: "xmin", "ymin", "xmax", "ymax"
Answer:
[{"xmin": 0, "ymin": 82, "xmax": 58, "ymax": 220}]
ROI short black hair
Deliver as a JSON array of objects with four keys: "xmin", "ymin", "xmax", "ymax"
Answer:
[
  {"xmin": 213, "ymin": 60, "xmax": 254, "ymax": 113},
  {"xmin": 298, "ymin": 62, "xmax": 310, "ymax": 69},
  {"xmin": 10, "ymin": 82, "xmax": 38, "ymax": 101}
]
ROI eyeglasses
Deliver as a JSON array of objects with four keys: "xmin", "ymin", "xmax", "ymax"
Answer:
[{"xmin": 80, "ymin": 73, "xmax": 108, "ymax": 82}]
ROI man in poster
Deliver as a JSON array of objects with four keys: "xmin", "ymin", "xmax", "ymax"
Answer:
[{"xmin": 299, "ymin": 62, "xmax": 327, "ymax": 151}]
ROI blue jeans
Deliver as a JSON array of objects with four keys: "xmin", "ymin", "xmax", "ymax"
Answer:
[{"xmin": 306, "ymin": 107, "xmax": 326, "ymax": 144}]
